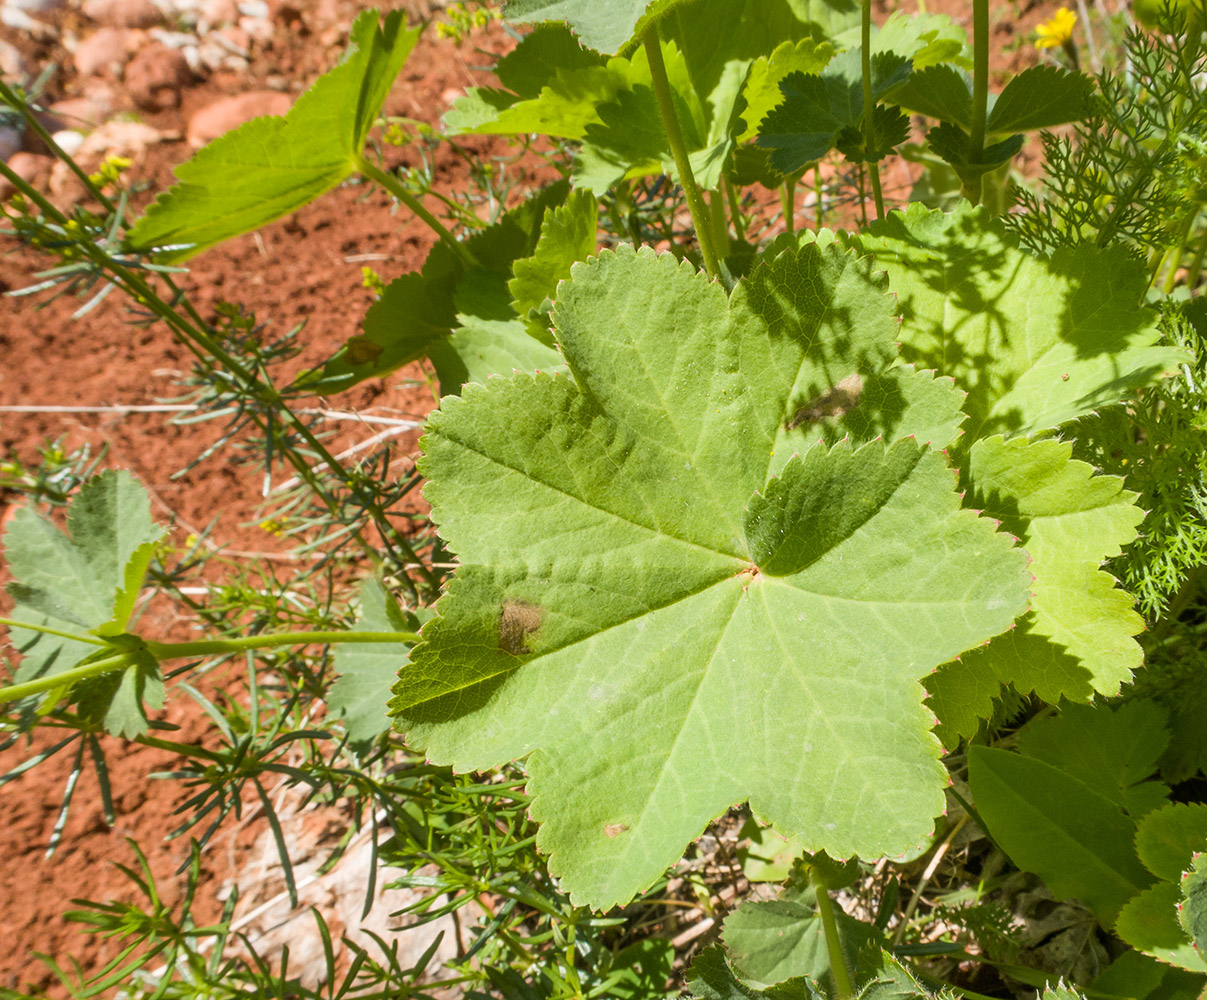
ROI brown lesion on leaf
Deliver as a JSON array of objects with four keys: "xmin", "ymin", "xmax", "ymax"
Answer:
[
  {"xmin": 499, "ymin": 600, "xmax": 542, "ymax": 655},
  {"xmin": 603, "ymin": 822, "xmax": 629, "ymax": 838},
  {"xmin": 786, "ymin": 372, "xmax": 863, "ymax": 430},
  {"xmin": 346, "ymin": 335, "xmax": 384, "ymax": 365}
]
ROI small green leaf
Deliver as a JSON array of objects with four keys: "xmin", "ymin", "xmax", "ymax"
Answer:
[
  {"xmin": 127, "ymin": 11, "xmax": 419, "ymax": 261},
  {"xmin": 509, "ymin": 188, "xmax": 598, "ymax": 333},
  {"xmin": 722, "ymin": 888, "xmax": 881, "ymax": 992},
  {"xmin": 1019, "ymin": 702, "xmax": 1170, "ymax": 818},
  {"xmin": 2, "ymin": 471, "xmax": 165, "ymax": 736},
  {"xmin": 892, "ymin": 65, "xmax": 972, "ymax": 129},
  {"xmin": 1117, "ymin": 882, "xmax": 1207, "ymax": 973},
  {"xmin": 969, "ymin": 746, "xmax": 1154, "ymax": 924},
  {"xmin": 756, "ymin": 50, "xmax": 911, "ymax": 173},
  {"xmin": 924, "ymin": 122, "xmax": 1023, "ymax": 182},
  {"xmin": 328, "ymin": 580, "xmax": 415, "ymax": 746},
  {"xmin": 984, "ymin": 64, "xmax": 1094, "ymax": 134},
  {"xmin": 686, "ymin": 946, "xmax": 822, "ymax": 1000},
  {"xmin": 1136, "ymin": 804, "xmax": 1207, "ymax": 882}
]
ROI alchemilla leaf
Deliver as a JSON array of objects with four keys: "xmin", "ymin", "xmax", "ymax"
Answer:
[{"xmin": 390, "ymin": 244, "xmax": 1030, "ymax": 908}]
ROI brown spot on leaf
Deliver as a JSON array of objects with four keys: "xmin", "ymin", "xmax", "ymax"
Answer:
[
  {"xmin": 604, "ymin": 823, "xmax": 630, "ymax": 838},
  {"xmin": 346, "ymin": 335, "xmax": 384, "ymax": 365},
  {"xmin": 786, "ymin": 372, "xmax": 863, "ymax": 430},
  {"xmin": 499, "ymin": 600, "xmax": 542, "ymax": 655}
]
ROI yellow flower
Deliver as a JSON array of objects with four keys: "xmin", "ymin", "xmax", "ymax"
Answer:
[{"xmin": 1035, "ymin": 7, "xmax": 1077, "ymax": 48}]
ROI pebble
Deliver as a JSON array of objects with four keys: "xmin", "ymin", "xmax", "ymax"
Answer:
[
  {"xmin": 73, "ymin": 27, "xmax": 134, "ymax": 78},
  {"xmin": 0, "ymin": 151, "xmax": 53, "ymax": 199},
  {"xmin": 0, "ymin": 4, "xmax": 57, "ymax": 38},
  {"xmin": 5, "ymin": 0, "xmax": 63, "ymax": 15},
  {"xmin": 51, "ymin": 129, "xmax": 85, "ymax": 155},
  {"xmin": 82, "ymin": 0, "xmax": 161, "ymax": 27},
  {"xmin": 199, "ymin": 0, "xmax": 236, "ymax": 26},
  {"xmin": 0, "ymin": 38, "xmax": 29, "ymax": 78},
  {"xmin": 47, "ymin": 90, "xmax": 116, "ymax": 129},
  {"xmin": 186, "ymin": 89, "xmax": 291, "ymax": 146},
  {"xmin": 148, "ymin": 27, "xmax": 199, "ymax": 48},
  {"xmin": 48, "ymin": 119, "xmax": 162, "ymax": 199},
  {"xmin": 124, "ymin": 42, "xmax": 191, "ymax": 109}
]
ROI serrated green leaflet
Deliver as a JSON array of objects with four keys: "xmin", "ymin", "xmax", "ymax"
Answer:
[
  {"xmin": 1181, "ymin": 853, "xmax": 1207, "ymax": 959},
  {"xmin": 328, "ymin": 580, "xmax": 414, "ymax": 746},
  {"xmin": 1118, "ymin": 882, "xmax": 1207, "ymax": 973},
  {"xmin": 1136, "ymin": 804, "xmax": 1207, "ymax": 882},
  {"xmin": 984, "ymin": 65, "xmax": 1095, "ymax": 134},
  {"xmin": 509, "ymin": 189, "xmax": 597, "ymax": 335},
  {"xmin": 756, "ymin": 50, "xmax": 911, "ymax": 173},
  {"xmin": 127, "ymin": 11, "xmax": 418, "ymax": 262},
  {"xmin": 854, "ymin": 203, "xmax": 1185, "ymax": 439},
  {"xmin": 1019, "ymin": 701, "xmax": 1169, "ymax": 818},
  {"xmin": 927, "ymin": 436, "xmax": 1145, "ymax": 741},
  {"xmin": 969, "ymin": 746, "xmax": 1154, "ymax": 924},
  {"xmin": 390, "ymin": 244, "xmax": 1029, "ymax": 908},
  {"xmin": 3, "ymin": 471, "xmax": 165, "ymax": 737},
  {"xmin": 723, "ymin": 889, "xmax": 881, "ymax": 991}
]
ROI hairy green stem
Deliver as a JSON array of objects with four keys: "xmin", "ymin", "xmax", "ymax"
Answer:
[
  {"xmin": 724, "ymin": 176, "xmax": 747, "ymax": 242},
  {"xmin": 812, "ymin": 866, "xmax": 855, "ymax": 999},
  {"xmin": 814, "ymin": 164, "xmax": 825, "ymax": 227},
  {"xmin": 143, "ymin": 630, "xmax": 421, "ymax": 661},
  {"xmin": 356, "ymin": 156, "xmax": 478, "ymax": 268},
  {"xmin": 0, "ymin": 618, "xmax": 108, "ymax": 647},
  {"xmin": 861, "ymin": 0, "xmax": 885, "ymax": 219},
  {"xmin": 966, "ymin": 0, "xmax": 991, "ymax": 204},
  {"xmin": 642, "ymin": 22, "xmax": 721, "ymax": 277},
  {"xmin": 0, "ymin": 652, "xmax": 136, "ymax": 704},
  {"xmin": 781, "ymin": 178, "xmax": 796, "ymax": 235}
]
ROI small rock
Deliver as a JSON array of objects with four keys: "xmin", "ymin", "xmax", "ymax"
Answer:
[
  {"xmin": 48, "ymin": 119, "xmax": 162, "ymax": 200},
  {"xmin": 51, "ymin": 128, "xmax": 85, "ymax": 155},
  {"xmin": 0, "ymin": 124, "xmax": 22, "ymax": 160},
  {"xmin": 73, "ymin": 27, "xmax": 132, "ymax": 78},
  {"xmin": 5, "ymin": 0, "xmax": 63, "ymax": 16},
  {"xmin": 0, "ymin": 151, "xmax": 53, "ymax": 198},
  {"xmin": 199, "ymin": 0, "xmax": 236, "ymax": 25},
  {"xmin": 0, "ymin": 4, "xmax": 57, "ymax": 37},
  {"xmin": 148, "ymin": 26, "xmax": 198, "ymax": 47},
  {"xmin": 237, "ymin": 12, "xmax": 271, "ymax": 42},
  {"xmin": 0, "ymin": 38, "xmax": 30, "ymax": 78},
  {"xmin": 124, "ymin": 42, "xmax": 190, "ymax": 109},
  {"xmin": 213, "ymin": 25, "xmax": 249, "ymax": 54},
  {"xmin": 82, "ymin": 0, "xmax": 160, "ymax": 26},
  {"xmin": 47, "ymin": 89, "xmax": 116, "ymax": 129},
  {"xmin": 235, "ymin": 0, "xmax": 265, "ymax": 17},
  {"xmin": 186, "ymin": 89, "xmax": 290, "ymax": 146}
]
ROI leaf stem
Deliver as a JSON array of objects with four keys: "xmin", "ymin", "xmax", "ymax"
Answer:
[
  {"xmin": 781, "ymin": 178, "xmax": 796, "ymax": 235},
  {"xmin": 812, "ymin": 865, "xmax": 855, "ymax": 1000},
  {"xmin": 724, "ymin": 176, "xmax": 747, "ymax": 242},
  {"xmin": 861, "ymin": 0, "xmax": 885, "ymax": 220},
  {"xmin": 0, "ymin": 652, "xmax": 135, "ymax": 704},
  {"xmin": 642, "ymin": 22, "xmax": 721, "ymax": 277},
  {"xmin": 143, "ymin": 630, "xmax": 421, "ymax": 661},
  {"xmin": 966, "ymin": 0, "xmax": 990, "ymax": 204},
  {"xmin": 0, "ymin": 618, "xmax": 108, "ymax": 647},
  {"xmin": 356, "ymin": 156, "xmax": 478, "ymax": 268}
]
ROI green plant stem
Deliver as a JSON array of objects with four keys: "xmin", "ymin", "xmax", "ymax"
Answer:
[
  {"xmin": 641, "ymin": 22, "xmax": 721, "ymax": 278},
  {"xmin": 708, "ymin": 188, "xmax": 728, "ymax": 256},
  {"xmin": 0, "ymin": 630, "xmax": 421, "ymax": 705},
  {"xmin": 0, "ymin": 158, "xmax": 439, "ymax": 599},
  {"xmin": 781, "ymin": 178, "xmax": 796, "ymax": 235},
  {"xmin": 143, "ymin": 630, "xmax": 422, "ymax": 661},
  {"xmin": 811, "ymin": 866, "xmax": 854, "ymax": 999},
  {"xmin": 860, "ymin": 0, "xmax": 885, "ymax": 219},
  {"xmin": 0, "ymin": 652, "xmax": 135, "ymax": 704},
  {"xmin": 966, "ymin": 0, "xmax": 990, "ymax": 204},
  {"xmin": 815, "ymin": 164, "xmax": 825, "ymax": 226},
  {"xmin": 356, "ymin": 157, "xmax": 477, "ymax": 268},
  {"xmin": 0, "ymin": 618, "xmax": 108, "ymax": 646}
]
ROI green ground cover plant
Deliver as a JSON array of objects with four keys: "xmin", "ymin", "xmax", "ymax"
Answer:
[{"xmin": 2, "ymin": 0, "xmax": 1207, "ymax": 996}]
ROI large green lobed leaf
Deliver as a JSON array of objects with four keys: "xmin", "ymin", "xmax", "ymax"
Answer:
[
  {"xmin": 390, "ymin": 243, "xmax": 1030, "ymax": 907},
  {"xmin": 127, "ymin": 11, "xmax": 419, "ymax": 261}
]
